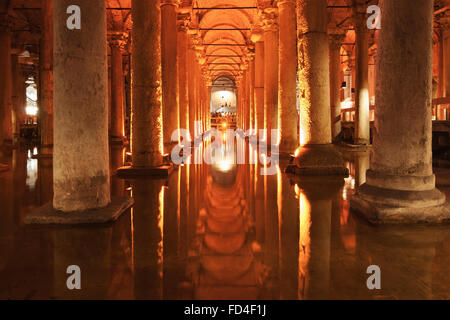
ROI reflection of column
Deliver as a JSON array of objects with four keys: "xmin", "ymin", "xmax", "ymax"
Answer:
[
  {"xmin": 0, "ymin": 13, "xmax": 13, "ymax": 145},
  {"xmin": 53, "ymin": 0, "xmax": 110, "ymax": 211},
  {"xmin": 109, "ymin": 34, "xmax": 126, "ymax": 143},
  {"xmin": 354, "ymin": 3, "xmax": 370, "ymax": 145},
  {"xmin": 133, "ymin": 179, "xmax": 164, "ymax": 299},
  {"xmin": 278, "ymin": 0, "xmax": 298, "ymax": 153},
  {"xmin": 163, "ymin": 171, "xmax": 180, "ymax": 299},
  {"xmin": 297, "ymin": 177, "xmax": 342, "ymax": 299},
  {"xmin": 251, "ymin": 33, "xmax": 264, "ymax": 132},
  {"xmin": 291, "ymin": 0, "xmax": 347, "ymax": 176},
  {"xmin": 351, "ymin": 0, "xmax": 450, "ymax": 224},
  {"xmin": 161, "ymin": 0, "xmax": 179, "ymax": 150},
  {"xmin": 131, "ymin": 0, "xmax": 163, "ymax": 167},
  {"xmin": 53, "ymin": 228, "xmax": 112, "ymax": 299},
  {"xmin": 177, "ymin": 16, "xmax": 189, "ymax": 133},
  {"xmin": 279, "ymin": 173, "xmax": 299, "ymax": 299},
  {"xmin": 262, "ymin": 8, "xmax": 279, "ymax": 143},
  {"xmin": 329, "ymin": 33, "xmax": 345, "ymax": 142},
  {"xmin": 40, "ymin": 0, "xmax": 54, "ymax": 154}
]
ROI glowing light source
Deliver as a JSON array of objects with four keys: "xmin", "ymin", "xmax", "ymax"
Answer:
[{"xmin": 26, "ymin": 105, "xmax": 38, "ymax": 116}]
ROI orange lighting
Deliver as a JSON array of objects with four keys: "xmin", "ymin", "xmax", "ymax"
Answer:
[{"xmin": 222, "ymin": 122, "xmax": 227, "ymax": 128}]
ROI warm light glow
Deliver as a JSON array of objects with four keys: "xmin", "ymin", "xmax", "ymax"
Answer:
[
  {"xmin": 222, "ymin": 122, "xmax": 227, "ymax": 129},
  {"xmin": 26, "ymin": 105, "xmax": 38, "ymax": 116},
  {"xmin": 299, "ymin": 191, "xmax": 311, "ymax": 299}
]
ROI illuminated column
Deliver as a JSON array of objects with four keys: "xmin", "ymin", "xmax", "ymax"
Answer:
[
  {"xmin": 39, "ymin": 0, "xmax": 54, "ymax": 154},
  {"xmin": 351, "ymin": 0, "xmax": 450, "ymax": 223},
  {"xmin": 278, "ymin": 0, "xmax": 298, "ymax": 153},
  {"xmin": 248, "ymin": 54, "xmax": 256, "ymax": 133},
  {"xmin": 161, "ymin": 0, "xmax": 180, "ymax": 150},
  {"xmin": 130, "ymin": 0, "xmax": 164, "ymax": 168},
  {"xmin": 206, "ymin": 80, "xmax": 212, "ymax": 130},
  {"xmin": 290, "ymin": 0, "xmax": 347, "ymax": 175},
  {"xmin": 438, "ymin": 12, "xmax": 450, "ymax": 119},
  {"xmin": 177, "ymin": 15, "xmax": 190, "ymax": 134},
  {"xmin": 354, "ymin": 3, "xmax": 370, "ymax": 145},
  {"xmin": 261, "ymin": 8, "xmax": 279, "ymax": 143},
  {"xmin": 53, "ymin": 0, "xmax": 110, "ymax": 211},
  {"xmin": 0, "ymin": 13, "xmax": 13, "ymax": 145},
  {"xmin": 329, "ymin": 32, "xmax": 345, "ymax": 142},
  {"xmin": 187, "ymin": 37, "xmax": 196, "ymax": 140},
  {"xmin": 109, "ymin": 33, "xmax": 126, "ymax": 143},
  {"xmin": 11, "ymin": 54, "xmax": 21, "ymax": 140},
  {"xmin": 251, "ymin": 32, "xmax": 264, "ymax": 132}
]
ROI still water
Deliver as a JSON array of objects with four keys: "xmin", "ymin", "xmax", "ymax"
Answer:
[{"xmin": 0, "ymin": 144, "xmax": 449, "ymax": 299}]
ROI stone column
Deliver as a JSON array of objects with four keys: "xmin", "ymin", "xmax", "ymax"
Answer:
[
  {"xmin": 11, "ymin": 54, "xmax": 21, "ymax": 141},
  {"xmin": 177, "ymin": 15, "xmax": 189, "ymax": 134},
  {"xmin": 0, "ymin": 13, "xmax": 13, "ymax": 145},
  {"xmin": 40, "ymin": 0, "xmax": 54, "ymax": 155},
  {"xmin": 187, "ymin": 37, "xmax": 196, "ymax": 141},
  {"xmin": 251, "ymin": 33, "xmax": 264, "ymax": 133},
  {"xmin": 109, "ymin": 33, "xmax": 126, "ymax": 143},
  {"xmin": 131, "ymin": 0, "xmax": 163, "ymax": 168},
  {"xmin": 350, "ymin": 0, "xmax": 450, "ymax": 223},
  {"xmin": 439, "ymin": 12, "xmax": 450, "ymax": 119},
  {"xmin": 248, "ymin": 54, "xmax": 255, "ymax": 133},
  {"xmin": 329, "ymin": 33, "xmax": 345, "ymax": 142},
  {"xmin": 53, "ymin": 0, "xmax": 110, "ymax": 211},
  {"xmin": 161, "ymin": 0, "xmax": 180, "ymax": 151},
  {"xmin": 289, "ymin": 0, "xmax": 347, "ymax": 176},
  {"xmin": 278, "ymin": 0, "xmax": 298, "ymax": 153},
  {"xmin": 261, "ymin": 8, "xmax": 279, "ymax": 144},
  {"xmin": 354, "ymin": 3, "xmax": 370, "ymax": 145}
]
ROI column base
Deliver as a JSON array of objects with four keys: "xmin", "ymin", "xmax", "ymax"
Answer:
[
  {"xmin": 24, "ymin": 196, "xmax": 134, "ymax": 225},
  {"xmin": 285, "ymin": 144, "xmax": 349, "ymax": 176},
  {"xmin": 350, "ymin": 184, "xmax": 450, "ymax": 224},
  {"xmin": 117, "ymin": 164, "xmax": 173, "ymax": 179}
]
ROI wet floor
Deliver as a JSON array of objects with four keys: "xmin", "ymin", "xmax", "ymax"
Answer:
[{"xmin": 0, "ymin": 143, "xmax": 450, "ymax": 300}]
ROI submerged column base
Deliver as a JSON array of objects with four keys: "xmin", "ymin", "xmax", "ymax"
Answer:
[
  {"xmin": 350, "ymin": 184, "xmax": 450, "ymax": 224},
  {"xmin": 286, "ymin": 144, "xmax": 349, "ymax": 176},
  {"xmin": 24, "ymin": 197, "xmax": 134, "ymax": 225}
]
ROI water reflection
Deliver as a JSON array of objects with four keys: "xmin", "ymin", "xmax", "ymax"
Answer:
[{"xmin": 0, "ymin": 146, "xmax": 449, "ymax": 299}]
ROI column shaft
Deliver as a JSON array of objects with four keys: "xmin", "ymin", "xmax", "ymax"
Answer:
[
  {"xmin": 40, "ymin": 0, "xmax": 54, "ymax": 153},
  {"xmin": 177, "ymin": 22, "xmax": 189, "ymax": 134},
  {"xmin": 0, "ymin": 16, "xmax": 13, "ymax": 145},
  {"xmin": 110, "ymin": 37, "xmax": 126, "ymax": 141},
  {"xmin": 354, "ymin": 7, "xmax": 370, "ymax": 145},
  {"xmin": 131, "ymin": 0, "xmax": 163, "ymax": 167},
  {"xmin": 329, "ymin": 34, "xmax": 345, "ymax": 142},
  {"xmin": 262, "ymin": 9, "xmax": 279, "ymax": 143},
  {"xmin": 254, "ymin": 40, "xmax": 264, "ymax": 132},
  {"xmin": 278, "ymin": 0, "xmax": 298, "ymax": 152},
  {"xmin": 53, "ymin": 0, "xmax": 110, "ymax": 211},
  {"xmin": 161, "ymin": 1, "xmax": 179, "ymax": 149}
]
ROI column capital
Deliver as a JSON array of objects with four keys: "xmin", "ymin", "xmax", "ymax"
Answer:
[
  {"xmin": 259, "ymin": 7, "xmax": 278, "ymax": 32},
  {"xmin": 328, "ymin": 32, "xmax": 346, "ymax": 50},
  {"xmin": 108, "ymin": 32, "xmax": 128, "ymax": 50},
  {"xmin": 177, "ymin": 12, "xmax": 191, "ymax": 32},
  {"xmin": 353, "ymin": 1, "xmax": 369, "ymax": 33},
  {"xmin": 436, "ymin": 9, "xmax": 450, "ymax": 37}
]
